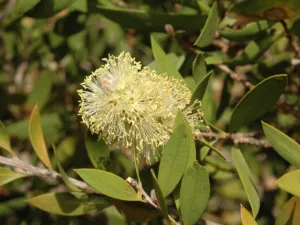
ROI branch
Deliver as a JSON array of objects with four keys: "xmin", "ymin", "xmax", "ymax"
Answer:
[{"xmin": 0, "ymin": 155, "xmax": 96, "ymax": 193}]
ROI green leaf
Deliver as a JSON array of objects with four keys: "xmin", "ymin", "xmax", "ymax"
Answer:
[
  {"xmin": 85, "ymin": 133, "xmax": 110, "ymax": 170},
  {"xmin": 190, "ymin": 71, "xmax": 213, "ymax": 103},
  {"xmin": 29, "ymin": 105, "xmax": 52, "ymax": 169},
  {"xmin": 193, "ymin": 54, "xmax": 207, "ymax": 84},
  {"xmin": 26, "ymin": 70, "xmax": 55, "ymax": 110},
  {"xmin": 198, "ymin": 138, "xmax": 228, "ymax": 161},
  {"xmin": 151, "ymin": 36, "xmax": 182, "ymax": 80},
  {"xmin": 221, "ymin": 20, "xmax": 276, "ymax": 41},
  {"xmin": 228, "ymin": 30, "xmax": 278, "ymax": 65},
  {"xmin": 232, "ymin": 148, "xmax": 260, "ymax": 218},
  {"xmin": 95, "ymin": 6, "xmax": 206, "ymax": 33},
  {"xmin": 0, "ymin": 121, "xmax": 14, "ymax": 155},
  {"xmin": 150, "ymin": 169, "xmax": 169, "ymax": 222},
  {"xmin": 180, "ymin": 162, "xmax": 210, "ymax": 225},
  {"xmin": 28, "ymin": 192, "xmax": 111, "ymax": 216},
  {"xmin": 112, "ymin": 200, "xmax": 158, "ymax": 223},
  {"xmin": 262, "ymin": 122, "xmax": 300, "ymax": 168},
  {"xmin": 27, "ymin": 0, "xmax": 75, "ymax": 18},
  {"xmin": 276, "ymin": 170, "xmax": 300, "ymax": 197},
  {"xmin": 0, "ymin": 167, "xmax": 25, "ymax": 186},
  {"xmin": 75, "ymin": 169, "xmax": 137, "ymax": 201},
  {"xmin": 158, "ymin": 111, "xmax": 195, "ymax": 197},
  {"xmin": 53, "ymin": 144, "xmax": 80, "ymax": 192},
  {"xmin": 275, "ymin": 197, "xmax": 297, "ymax": 225},
  {"xmin": 194, "ymin": 2, "xmax": 219, "ymax": 47},
  {"xmin": 292, "ymin": 198, "xmax": 300, "ymax": 224},
  {"xmin": 230, "ymin": 74, "xmax": 287, "ymax": 132},
  {"xmin": 241, "ymin": 205, "xmax": 258, "ymax": 225}
]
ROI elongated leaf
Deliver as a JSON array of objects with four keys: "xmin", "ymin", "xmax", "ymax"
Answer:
[
  {"xmin": 158, "ymin": 111, "xmax": 194, "ymax": 197},
  {"xmin": 53, "ymin": 144, "xmax": 80, "ymax": 192},
  {"xmin": 262, "ymin": 122, "xmax": 300, "ymax": 168},
  {"xmin": 275, "ymin": 197, "xmax": 297, "ymax": 225},
  {"xmin": 0, "ymin": 121, "xmax": 14, "ymax": 155},
  {"xmin": 26, "ymin": 70, "xmax": 55, "ymax": 110},
  {"xmin": 221, "ymin": 20, "xmax": 275, "ymax": 41},
  {"xmin": 230, "ymin": 74, "xmax": 287, "ymax": 132},
  {"xmin": 232, "ymin": 148, "xmax": 260, "ymax": 218},
  {"xmin": 180, "ymin": 162, "xmax": 210, "ymax": 225},
  {"xmin": 29, "ymin": 105, "xmax": 52, "ymax": 169},
  {"xmin": 241, "ymin": 205, "xmax": 258, "ymax": 225},
  {"xmin": 198, "ymin": 138, "xmax": 227, "ymax": 161},
  {"xmin": 0, "ymin": 167, "xmax": 25, "ymax": 186},
  {"xmin": 193, "ymin": 54, "xmax": 207, "ymax": 84},
  {"xmin": 292, "ymin": 199, "xmax": 300, "ymax": 224},
  {"xmin": 75, "ymin": 169, "xmax": 137, "ymax": 201},
  {"xmin": 191, "ymin": 71, "xmax": 213, "ymax": 103},
  {"xmin": 150, "ymin": 169, "xmax": 169, "ymax": 222},
  {"xmin": 95, "ymin": 6, "xmax": 206, "ymax": 32},
  {"xmin": 85, "ymin": 133, "xmax": 110, "ymax": 170},
  {"xmin": 113, "ymin": 200, "xmax": 158, "ymax": 223},
  {"xmin": 194, "ymin": 2, "xmax": 219, "ymax": 47},
  {"xmin": 228, "ymin": 30, "xmax": 277, "ymax": 65},
  {"xmin": 151, "ymin": 36, "xmax": 182, "ymax": 80},
  {"xmin": 276, "ymin": 170, "xmax": 300, "ymax": 197},
  {"xmin": 28, "ymin": 192, "xmax": 111, "ymax": 216}
]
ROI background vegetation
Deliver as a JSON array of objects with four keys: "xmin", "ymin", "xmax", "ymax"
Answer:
[{"xmin": 1, "ymin": 0, "xmax": 300, "ymax": 224}]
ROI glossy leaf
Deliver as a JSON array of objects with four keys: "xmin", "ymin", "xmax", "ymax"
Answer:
[
  {"xmin": 158, "ymin": 111, "xmax": 195, "ymax": 197},
  {"xmin": 230, "ymin": 74, "xmax": 287, "ymax": 132},
  {"xmin": 95, "ymin": 6, "xmax": 206, "ymax": 32},
  {"xmin": 75, "ymin": 169, "xmax": 137, "ymax": 201},
  {"xmin": 28, "ymin": 0, "xmax": 75, "ymax": 18},
  {"xmin": 180, "ymin": 162, "xmax": 210, "ymax": 225},
  {"xmin": 150, "ymin": 169, "xmax": 169, "ymax": 222},
  {"xmin": 241, "ymin": 205, "xmax": 258, "ymax": 225},
  {"xmin": 275, "ymin": 197, "xmax": 297, "ymax": 225},
  {"xmin": 151, "ymin": 36, "xmax": 182, "ymax": 80},
  {"xmin": 29, "ymin": 105, "xmax": 52, "ymax": 169},
  {"xmin": 193, "ymin": 54, "xmax": 207, "ymax": 84},
  {"xmin": 276, "ymin": 170, "xmax": 300, "ymax": 197},
  {"xmin": 262, "ymin": 122, "xmax": 300, "ymax": 168},
  {"xmin": 53, "ymin": 144, "xmax": 80, "ymax": 192},
  {"xmin": 190, "ymin": 70, "xmax": 213, "ymax": 103},
  {"xmin": 28, "ymin": 192, "xmax": 111, "ymax": 216},
  {"xmin": 85, "ymin": 133, "xmax": 110, "ymax": 170},
  {"xmin": 26, "ymin": 70, "xmax": 55, "ymax": 110},
  {"xmin": 228, "ymin": 31, "xmax": 277, "ymax": 65},
  {"xmin": 0, "ymin": 167, "xmax": 25, "ymax": 186},
  {"xmin": 232, "ymin": 148, "xmax": 260, "ymax": 218},
  {"xmin": 0, "ymin": 121, "xmax": 14, "ymax": 155},
  {"xmin": 113, "ymin": 200, "xmax": 158, "ymax": 223},
  {"xmin": 221, "ymin": 20, "xmax": 275, "ymax": 41},
  {"xmin": 194, "ymin": 2, "xmax": 219, "ymax": 47}
]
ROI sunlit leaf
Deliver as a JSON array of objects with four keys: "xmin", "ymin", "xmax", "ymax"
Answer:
[
  {"xmin": 29, "ymin": 105, "xmax": 52, "ymax": 169},
  {"xmin": 276, "ymin": 170, "xmax": 300, "ymax": 197},
  {"xmin": 0, "ymin": 121, "xmax": 14, "ymax": 155},
  {"xmin": 0, "ymin": 167, "xmax": 25, "ymax": 186},
  {"xmin": 241, "ymin": 205, "xmax": 258, "ymax": 225},
  {"xmin": 275, "ymin": 197, "xmax": 297, "ymax": 225}
]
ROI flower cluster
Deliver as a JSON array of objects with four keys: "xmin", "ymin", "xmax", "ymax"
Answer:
[{"xmin": 78, "ymin": 52, "xmax": 204, "ymax": 162}]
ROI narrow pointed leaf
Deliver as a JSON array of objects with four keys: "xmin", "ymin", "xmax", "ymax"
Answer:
[
  {"xmin": 194, "ymin": 2, "xmax": 219, "ymax": 47},
  {"xmin": 232, "ymin": 148, "xmax": 260, "ymax": 218},
  {"xmin": 0, "ymin": 167, "xmax": 26, "ymax": 186},
  {"xmin": 150, "ymin": 169, "xmax": 169, "ymax": 222},
  {"xmin": 262, "ymin": 122, "xmax": 300, "ymax": 168},
  {"xmin": 29, "ymin": 105, "xmax": 52, "ymax": 169},
  {"xmin": 75, "ymin": 169, "xmax": 137, "ymax": 201},
  {"xmin": 180, "ymin": 162, "xmax": 210, "ymax": 225},
  {"xmin": 53, "ymin": 144, "xmax": 80, "ymax": 192},
  {"xmin": 0, "ymin": 121, "xmax": 14, "ymax": 155},
  {"xmin": 199, "ymin": 138, "xmax": 227, "ymax": 161},
  {"xmin": 193, "ymin": 54, "xmax": 207, "ymax": 84},
  {"xmin": 275, "ymin": 197, "xmax": 297, "ymax": 225},
  {"xmin": 158, "ymin": 111, "xmax": 195, "ymax": 197},
  {"xmin": 241, "ymin": 205, "xmax": 258, "ymax": 225},
  {"xmin": 230, "ymin": 74, "xmax": 287, "ymax": 132},
  {"xmin": 191, "ymin": 71, "xmax": 213, "ymax": 103},
  {"xmin": 151, "ymin": 36, "xmax": 182, "ymax": 80},
  {"xmin": 276, "ymin": 170, "xmax": 300, "ymax": 197},
  {"xmin": 28, "ymin": 192, "xmax": 111, "ymax": 216}
]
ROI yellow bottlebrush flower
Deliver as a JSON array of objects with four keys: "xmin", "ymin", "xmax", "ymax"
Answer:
[{"xmin": 78, "ymin": 52, "xmax": 203, "ymax": 162}]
